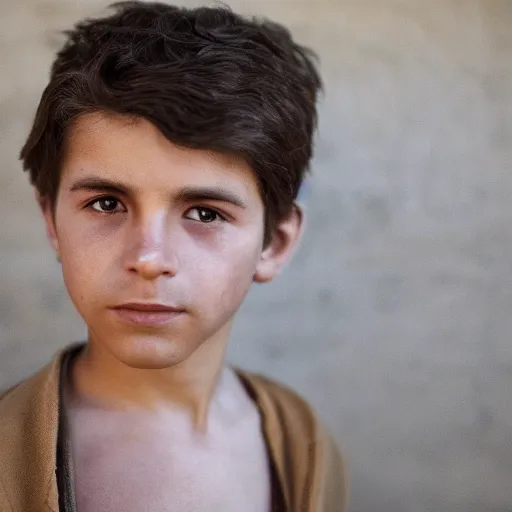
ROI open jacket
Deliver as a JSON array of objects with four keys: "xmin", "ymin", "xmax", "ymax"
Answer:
[{"xmin": 0, "ymin": 343, "xmax": 348, "ymax": 512}]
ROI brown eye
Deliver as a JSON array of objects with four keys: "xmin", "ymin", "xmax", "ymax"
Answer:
[
  {"xmin": 89, "ymin": 197, "xmax": 124, "ymax": 213},
  {"xmin": 185, "ymin": 207, "xmax": 222, "ymax": 223}
]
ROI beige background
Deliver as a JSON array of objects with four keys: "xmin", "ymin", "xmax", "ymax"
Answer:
[{"xmin": 1, "ymin": 1, "xmax": 511, "ymax": 511}]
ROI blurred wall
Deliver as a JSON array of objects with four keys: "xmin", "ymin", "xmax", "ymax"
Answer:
[{"xmin": 1, "ymin": 1, "xmax": 511, "ymax": 511}]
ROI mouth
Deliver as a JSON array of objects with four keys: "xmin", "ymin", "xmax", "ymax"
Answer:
[{"xmin": 110, "ymin": 303, "xmax": 185, "ymax": 326}]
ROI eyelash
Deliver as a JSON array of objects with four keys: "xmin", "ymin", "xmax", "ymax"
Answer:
[
  {"xmin": 84, "ymin": 196, "xmax": 227, "ymax": 223},
  {"xmin": 85, "ymin": 196, "xmax": 125, "ymax": 214}
]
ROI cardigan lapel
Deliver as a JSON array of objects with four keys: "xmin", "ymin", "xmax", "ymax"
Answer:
[{"xmin": 0, "ymin": 347, "xmax": 71, "ymax": 512}]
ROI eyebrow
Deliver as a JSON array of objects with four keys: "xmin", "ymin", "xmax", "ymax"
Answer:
[
  {"xmin": 176, "ymin": 186, "xmax": 247, "ymax": 209},
  {"xmin": 68, "ymin": 177, "xmax": 247, "ymax": 209},
  {"xmin": 69, "ymin": 177, "xmax": 131, "ymax": 196}
]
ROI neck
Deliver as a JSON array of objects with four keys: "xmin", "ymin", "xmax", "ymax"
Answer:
[{"xmin": 68, "ymin": 325, "xmax": 232, "ymax": 430}]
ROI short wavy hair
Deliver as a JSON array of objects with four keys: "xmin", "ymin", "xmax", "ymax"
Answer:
[{"xmin": 20, "ymin": 1, "xmax": 322, "ymax": 242}]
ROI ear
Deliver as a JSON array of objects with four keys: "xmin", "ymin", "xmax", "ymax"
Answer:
[
  {"xmin": 36, "ymin": 191, "xmax": 60, "ymax": 256},
  {"xmin": 254, "ymin": 203, "xmax": 303, "ymax": 284}
]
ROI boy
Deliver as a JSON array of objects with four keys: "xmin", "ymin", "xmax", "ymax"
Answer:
[{"xmin": 0, "ymin": 2, "xmax": 347, "ymax": 511}]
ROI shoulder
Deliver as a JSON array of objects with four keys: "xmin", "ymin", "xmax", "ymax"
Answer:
[
  {"xmin": 237, "ymin": 370, "xmax": 320, "ymax": 435},
  {"xmin": 0, "ymin": 342, "xmax": 82, "ymax": 445},
  {"xmin": 0, "ymin": 355, "xmax": 59, "ymax": 436},
  {"xmin": 236, "ymin": 369, "xmax": 350, "ymax": 511},
  {"xmin": 0, "ymin": 343, "xmax": 84, "ymax": 511},
  {"xmin": 0, "ymin": 359, "xmax": 58, "ymax": 512},
  {"xmin": 237, "ymin": 370, "xmax": 316, "ymax": 418},
  {"xmin": 237, "ymin": 369, "xmax": 344, "ymax": 457},
  {"xmin": 0, "ymin": 342, "xmax": 85, "ymax": 427},
  {"xmin": 0, "ymin": 342, "xmax": 84, "ymax": 404},
  {"xmin": 0, "ymin": 353, "xmax": 59, "ymax": 405}
]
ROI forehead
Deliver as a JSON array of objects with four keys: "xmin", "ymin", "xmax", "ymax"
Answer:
[{"xmin": 60, "ymin": 112, "xmax": 260, "ymax": 199}]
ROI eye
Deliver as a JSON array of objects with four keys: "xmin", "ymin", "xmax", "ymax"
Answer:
[
  {"xmin": 185, "ymin": 207, "xmax": 224, "ymax": 223},
  {"xmin": 87, "ymin": 196, "xmax": 125, "ymax": 214}
]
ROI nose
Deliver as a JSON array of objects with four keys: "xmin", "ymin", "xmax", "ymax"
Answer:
[
  {"xmin": 124, "ymin": 213, "xmax": 177, "ymax": 280},
  {"xmin": 130, "ymin": 251, "xmax": 175, "ymax": 280}
]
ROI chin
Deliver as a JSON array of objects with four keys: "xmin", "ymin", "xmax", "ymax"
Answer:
[{"xmin": 110, "ymin": 335, "xmax": 194, "ymax": 370}]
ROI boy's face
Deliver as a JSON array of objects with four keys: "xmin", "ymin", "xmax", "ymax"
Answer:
[{"xmin": 40, "ymin": 113, "xmax": 301, "ymax": 369}]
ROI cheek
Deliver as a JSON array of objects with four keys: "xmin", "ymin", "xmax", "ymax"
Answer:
[
  {"xmin": 186, "ymin": 233, "xmax": 260, "ymax": 307},
  {"xmin": 58, "ymin": 228, "xmax": 111, "ymax": 312},
  {"xmin": 60, "ymin": 253, "xmax": 99, "ymax": 315}
]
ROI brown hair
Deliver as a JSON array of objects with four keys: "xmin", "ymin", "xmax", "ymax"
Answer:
[{"xmin": 20, "ymin": 1, "xmax": 322, "ymax": 242}]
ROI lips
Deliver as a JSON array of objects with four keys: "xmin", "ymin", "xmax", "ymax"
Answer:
[
  {"xmin": 110, "ymin": 303, "xmax": 185, "ymax": 326},
  {"xmin": 113, "ymin": 303, "xmax": 184, "ymax": 312}
]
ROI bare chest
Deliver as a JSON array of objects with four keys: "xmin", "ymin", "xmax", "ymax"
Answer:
[{"xmin": 68, "ymin": 410, "xmax": 272, "ymax": 512}]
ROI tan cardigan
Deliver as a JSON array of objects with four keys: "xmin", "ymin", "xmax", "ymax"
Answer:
[{"xmin": 0, "ymin": 344, "xmax": 348, "ymax": 512}]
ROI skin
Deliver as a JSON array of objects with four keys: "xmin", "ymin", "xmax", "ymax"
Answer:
[
  {"xmin": 40, "ymin": 111, "xmax": 303, "ymax": 425},
  {"xmin": 39, "ymin": 112, "xmax": 303, "ymax": 510}
]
